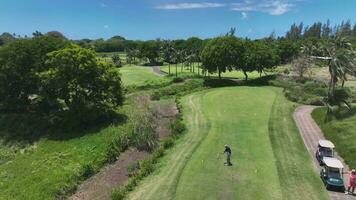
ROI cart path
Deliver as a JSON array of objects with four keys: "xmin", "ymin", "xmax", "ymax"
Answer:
[
  {"xmin": 294, "ymin": 106, "xmax": 356, "ymax": 200},
  {"xmin": 151, "ymin": 66, "xmax": 167, "ymax": 76}
]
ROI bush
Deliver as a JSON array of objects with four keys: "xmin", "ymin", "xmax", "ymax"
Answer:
[
  {"xmin": 162, "ymin": 137, "xmax": 175, "ymax": 149},
  {"xmin": 172, "ymin": 77, "xmax": 184, "ymax": 83},
  {"xmin": 270, "ymin": 75, "xmax": 327, "ymax": 105},
  {"xmin": 112, "ymin": 188, "xmax": 126, "ymax": 200},
  {"xmin": 150, "ymin": 91, "xmax": 161, "ymax": 101},
  {"xmin": 170, "ymin": 118, "xmax": 186, "ymax": 136},
  {"xmin": 150, "ymin": 79, "xmax": 204, "ymax": 100},
  {"xmin": 127, "ymin": 161, "xmax": 140, "ymax": 177}
]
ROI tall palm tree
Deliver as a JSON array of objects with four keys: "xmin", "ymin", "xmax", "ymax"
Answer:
[
  {"xmin": 314, "ymin": 36, "xmax": 356, "ymax": 111},
  {"xmin": 324, "ymin": 37, "xmax": 355, "ymax": 100}
]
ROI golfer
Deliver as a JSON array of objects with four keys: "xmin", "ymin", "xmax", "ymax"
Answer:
[
  {"xmin": 223, "ymin": 144, "xmax": 232, "ymax": 166},
  {"xmin": 346, "ymin": 169, "xmax": 356, "ymax": 195}
]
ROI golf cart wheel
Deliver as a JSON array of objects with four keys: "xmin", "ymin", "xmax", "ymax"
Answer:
[{"xmin": 325, "ymin": 184, "xmax": 330, "ymax": 190}]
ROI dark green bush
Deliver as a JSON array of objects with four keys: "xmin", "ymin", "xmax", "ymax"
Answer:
[
  {"xmin": 170, "ymin": 118, "xmax": 186, "ymax": 136},
  {"xmin": 162, "ymin": 137, "xmax": 174, "ymax": 149},
  {"xmin": 172, "ymin": 77, "xmax": 184, "ymax": 83}
]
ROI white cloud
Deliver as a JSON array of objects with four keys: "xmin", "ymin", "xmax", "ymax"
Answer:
[
  {"xmin": 231, "ymin": 0, "xmax": 294, "ymax": 15},
  {"xmin": 104, "ymin": 25, "xmax": 109, "ymax": 29},
  {"xmin": 241, "ymin": 12, "xmax": 248, "ymax": 19},
  {"xmin": 156, "ymin": 2, "xmax": 225, "ymax": 10}
]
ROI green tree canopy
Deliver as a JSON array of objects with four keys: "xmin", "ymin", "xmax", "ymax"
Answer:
[
  {"xmin": 201, "ymin": 36, "xmax": 244, "ymax": 79},
  {"xmin": 0, "ymin": 35, "xmax": 69, "ymax": 112},
  {"xmin": 40, "ymin": 45, "xmax": 124, "ymax": 113}
]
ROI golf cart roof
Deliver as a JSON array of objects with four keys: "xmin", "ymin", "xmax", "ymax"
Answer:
[
  {"xmin": 323, "ymin": 157, "xmax": 344, "ymax": 169},
  {"xmin": 318, "ymin": 139, "xmax": 335, "ymax": 148}
]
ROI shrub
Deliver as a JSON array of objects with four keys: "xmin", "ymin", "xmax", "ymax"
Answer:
[
  {"xmin": 150, "ymin": 91, "xmax": 161, "ymax": 101},
  {"xmin": 170, "ymin": 118, "xmax": 186, "ymax": 136},
  {"xmin": 112, "ymin": 188, "xmax": 126, "ymax": 200},
  {"xmin": 127, "ymin": 161, "xmax": 140, "ymax": 177},
  {"xmin": 172, "ymin": 77, "xmax": 184, "ymax": 83},
  {"xmin": 162, "ymin": 137, "xmax": 175, "ymax": 149}
]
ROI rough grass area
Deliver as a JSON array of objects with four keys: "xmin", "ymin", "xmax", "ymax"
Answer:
[
  {"xmin": 312, "ymin": 106, "xmax": 356, "ymax": 169},
  {"xmin": 126, "ymin": 87, "xmax": 328, "ymax": 200},
  {"xmin": 0, "ymin": 124, "xmax": 128, "ymax": 200},
  {"xmin": 119, "ymin": 65, "xmax": 166, "ymax": 86}
]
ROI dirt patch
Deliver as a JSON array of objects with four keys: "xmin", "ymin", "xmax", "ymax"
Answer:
[
  {"xmin": 68, "ymin": 99, "xmax": 178, "ymax": 200},
  {"xmin": 153, "ymin": 100, "xmax": 179, "ymax": 138},
  {"xmin": 69, "ymin": 149, "xmax": 149, "ymax": 200}
]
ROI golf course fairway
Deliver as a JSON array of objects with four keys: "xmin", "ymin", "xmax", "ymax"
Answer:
[{"xmin": 127, "ymin": 87, "xmax": 329, "ymax": 200}]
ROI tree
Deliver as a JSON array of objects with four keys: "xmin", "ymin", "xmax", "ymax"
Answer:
[
  {"xmin": 242, "ymin": 40, "xmax": 280, "ymax": 79},
  {"xmin": 316, "ymin": 37, "xmax": 356, "ymax": 108},
  {"xmin": 112, "ymin": 54, "xmax": 123, "ymax": 67},
  {"xmin": 161, "ymin": 40, "xmax": 175, "ymax": 75},
  {"xmin": 0, "ymin": 36, "xmax": 69, "ymax": 112},
  {"xmin": 40, "ymin": 45, "xmax": 123, "ymax": 113},
  {"xmin": 0, "ymin": 32, "xmax": 15, "ymax": 45},
  {"xmin": 139, "ymin": 40, "xmax": 160, "ymax": 65},
  {"xmin": 46, "ymin": 31, "xmax": 67, "ymax": 40},
  {"xmin": 201, "ymin": 36, "xmax": 244, "ymax": 79},
  {"xmin": 276, "ymin": 40, "xmax": 300, "ymax": 63},
  {"xmin": 291, "ymin": 44, "xmax": 314, "ymax": 80}
]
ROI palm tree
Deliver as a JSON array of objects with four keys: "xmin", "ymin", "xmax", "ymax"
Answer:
[
  {"xmin": 325, "ymin": 37, "xmax": 355, "ymax": 100},
  {"xmin": 161, "ymin": 40, "xmax": 175, "ymax": 75},
  {"xmin": 314, "ymin": 36, "xmax": 356, "ymax": 111}
]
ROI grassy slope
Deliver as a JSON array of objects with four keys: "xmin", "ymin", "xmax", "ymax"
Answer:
[
  {"xmin": 312, "ymin": 107, "xmax": 356, "ymax": 169},
  {"xmin": 0, "ymin": 124, "xmax": 127, "ymax": 200},
  {"xmin": 119, "ymin": 65, "xmax": 165, "ymax": 86},
  {"xmin": 269, "ymin": 90, "xmax": 329, "ymax": 200},
  {"xmin": 127, "ymin": 87, "xmax": 328, "ymax": 200}
]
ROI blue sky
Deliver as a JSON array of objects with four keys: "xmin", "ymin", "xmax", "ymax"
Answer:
[{"xmin": 0, "ymin": 0, "xmax": 356, "ymax": 40}]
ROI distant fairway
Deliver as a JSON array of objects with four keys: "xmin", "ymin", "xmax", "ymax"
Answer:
[
  {"xmin": 127, "ymin": 87, "xmax": 328, "ymax": 200},
  {"xmin": 160, "ymin": 64, "xmax": 263, "ymax": 79},
  {"xmin": 119, "ymin": 65, "xmax": 165, "ymax": 86}
]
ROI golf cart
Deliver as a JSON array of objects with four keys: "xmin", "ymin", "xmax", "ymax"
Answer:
[
  {"xmin": 320, "ymin": 157, "xmax": 345, "ymax": 191},
  {"xmin": 315, "ymin": 139, "xmax": 335, "ymax": 165}
]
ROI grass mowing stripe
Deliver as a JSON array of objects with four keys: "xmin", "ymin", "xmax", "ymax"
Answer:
[
  {"xmin": 268, "ymin": 90, "xmax": 329, "ymax": 200},
  {"xmin": 127, "ymin": 93, "xmax": 211, "ymax": 200},
  {"xmin": 174, "ymin": 87, "xmax": 282, "ymax": 200}
]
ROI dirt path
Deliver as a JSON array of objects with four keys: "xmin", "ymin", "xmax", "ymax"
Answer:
[
  {"xmin": 151, "ymin": 66, "xmax": 167, "ymax": 76},
  {"xmin": 294, "ymin": 106, "xmax": 356, "ymax": 200},
  {"xmin": 69, "ymin": 149, "xmax": 149, "ymax": 200}
]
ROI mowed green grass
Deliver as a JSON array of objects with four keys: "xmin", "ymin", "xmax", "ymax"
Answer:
[
  {"xmin": 312, "ymin": 107, "xmax": 356, "ymax": 169},
  {"xmin": 127, "ymin": 87, "xmax": 328, "ymax": 200},
  {"xmin": 160, "ymin": 64, "xmax": 265, "ymax": 79},
  {"xmin": 0, "ymin": 125, "xmax": 127, "ymax": 200},
  {"xmin": 119, "ymin": 65, "xmax": 166, "ymax": 86}
]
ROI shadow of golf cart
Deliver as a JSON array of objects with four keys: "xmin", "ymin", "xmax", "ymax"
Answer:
[
  {"xmin": 320, "ymin": 157, "xmax": 345, "ymax": 191},
  {"xmin": 315, "ymin": 139, "xmax": 335, "ymax": 165}
]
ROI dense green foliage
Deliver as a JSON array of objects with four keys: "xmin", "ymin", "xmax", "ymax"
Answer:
[
  {"xmin": 201, "ymin": 36, "xmax": 244, "ymax": 79},
  {"xmin": 0, "ymin": 36, "xmax": 124, "ymax": 141}
]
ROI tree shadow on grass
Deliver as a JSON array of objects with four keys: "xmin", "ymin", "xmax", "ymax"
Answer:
[
  {"xmin": 203, "ymin": 75, "xmax": 276, "ymax": 88},
  {"xmin": 0, "ymin": 109, "xmax": 128, "ymax": 147}
]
